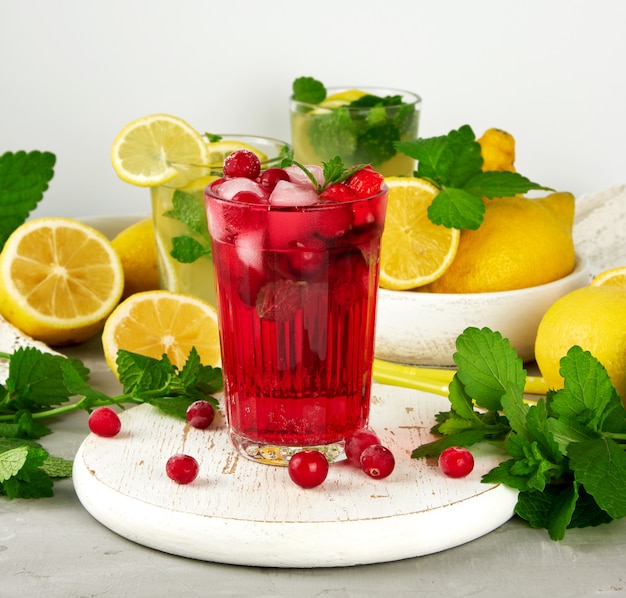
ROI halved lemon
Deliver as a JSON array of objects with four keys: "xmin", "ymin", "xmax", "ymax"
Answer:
[
  {"xmin": 0, "ymin": 218, "xmax": 124, "ymax": 345},
  {"xmin": 379, "ymin": 177, "xmax": 460, "ymax": 290},
  {"xmin": 205, "ymin": 140, "xmax": 268, "ymax": 167},
  {"xmin": 102, "ymin": 290, "xmax": 221, "ymax": 376},
  {"xmin": 590, "ymin": 265, "xmax": 626, "ymax": 289},
  {"xmin": 111, "ymin": 114, "xmax": 209, "ymax": 187}
]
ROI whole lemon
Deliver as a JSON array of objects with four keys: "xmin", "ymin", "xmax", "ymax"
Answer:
[
  {"xmin": 426, "ymin": 192, "xmax": 576, "ymax": 293},
  {"xmin": 111, "ymin": 218, "xmax": 160, "ymax": 299},
  {"xmin": 478, "ymin": 128, "xmax": 516, "ymax": 172},
  {"xmin": 535, "ymin": 286, "xmax": 626, "ymax": 403}
]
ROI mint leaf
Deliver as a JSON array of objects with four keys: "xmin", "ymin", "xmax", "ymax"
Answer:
[
  {"xmin": 3, "ymin": 348, "xmax": 87, "ymax": 411},
  {"xmin": 308, "ymin": 108, "xmax": 359, "ymax": 160},
  {"xmin": 411, "ymin": 429, "xmax": 487, "ymax": 459},
  {"xmin": 427, "ymin": 187, "xmax": 485, "ymax": 230},
  {"xmin": 116, "ymin": 350, "xmax": 175, "ymax": 394},
  {"xmin": 568, "ymin": 437, "xmax": 626, "ymax": 519},
  {"xmin": 0, "ymin": 445, "xmax": 29, "ymax": 482},
  {"xmin": 395, "ymin": 125, "xmax": 553, "ymax": 230},
  {"xmin": 397, "ymin": 124, "xmax": 482, "ymax": 188},
  {"xmin": 354, "ymin": 120, "xmax": 401, "ymax": 165},
  {"xmin": 170, "ymin": 235, "xmax": 211, "ymax": 263},
  {"xmin": 453, "ymin": 327, "xmax": 526, "ymax": 412},
  {"xmin": 550, "ymin": 346, "xmax": 626, "ymax": 433},
  {"xmin": 0, "ymin": 150, "xmax": 56, "ymax": 251},
  {"xmin": 163, "ymin": 190, "xmax": 212, "ymax": 264},
  {"xmin": 41, "ymin": 455, "xmax": 73, "ymax": 478},
  {"xmin": 0, "ymin": 444, "xmax": 53, "ymax": 499},
  {"xmin": 464, "ymin": 171, "xmax": 553, "ymax": 198},
  {"xmin": 292, "ymin": 76, "xmax": 327, "ymax": 104},
  {"xmin": 165, "ymin": 190, "xmax": 209, "ymax": 236}
]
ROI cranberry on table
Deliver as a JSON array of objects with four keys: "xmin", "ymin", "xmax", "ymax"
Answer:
[
  {"xmin": 223, "ymin": 149, "xmax": 261, "ymax": 179},
  {"xmin": 438, "ymin": 446, "xmax": 475, "ymax": 478},
  {"xmin": 344, "ymin": 428, "xmax": 380, "ymax": 467},
  {"xmin": 185, "ymin": 400, "xmax": 215, "ymax": 429},
  {"xmin": 360, "ymin": 444, "xmax": 395, "ymax": 479},
  {"xmin": 88, "ymin": 407, "xmax": 121, "ymax": 437},
  {"xmin": 166, "ymin": 453, "xmax": 199, "ymax": 484},
  {"xmin": 288, "ymin": 450, "xmax": 329, "ymax": 488}
]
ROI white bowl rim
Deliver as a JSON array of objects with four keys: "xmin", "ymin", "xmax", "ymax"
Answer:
[{"xmin": 378, "ymin": 253, "xmax": 590, "ymax": 300}]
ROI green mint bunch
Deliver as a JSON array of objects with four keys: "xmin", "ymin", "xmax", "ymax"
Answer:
[
  {"xmin": 412, "ymin": 327, "xmax": 626, "ymax": 540},
  {"xmin": 0, "ymin": 150, "xmax": 56, "ymax": 251},
  {"xmin": 395, "ymin": 124, "xmax": 552, "ymax": 230},
  {"xmin": 0, "ymin": 346, "xmax": 222, "ymax": 499},
  {"xmin": 292, "ymin": 76, "xmax": 418, "ymax": 168}
]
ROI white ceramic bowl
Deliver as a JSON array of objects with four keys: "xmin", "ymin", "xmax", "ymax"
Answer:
[{"xmin": 374, "ymin": 254, "xmax": 590, "ymax": 367}]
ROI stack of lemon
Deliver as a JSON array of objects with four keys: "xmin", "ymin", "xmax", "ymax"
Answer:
[{"xmin": 0, "ymin": 114, "xmax": 224, "ymax": 374}]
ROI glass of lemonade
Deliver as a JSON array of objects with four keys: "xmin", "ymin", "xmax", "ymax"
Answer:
[
  {"xmin": 205, "ymin": 162, "xmax": 388, "ymax": 465},
  {"xmin": 151, "ymin": 135, "xmax": 292, "ymax": 305},
  {"xmin": 289, "ymin": 87, "xmax": 421, "ymax": 177}
]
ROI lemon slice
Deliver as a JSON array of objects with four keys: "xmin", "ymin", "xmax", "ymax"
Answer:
[
  {"xmin": 0, "ymin": 218, "xmax": 124, "ymax": 346},
  {"xmin": 102, "ymin": 290, "xmax": 221, "ymax": 376},
  {"xmin": 322, "ymin": 89, "xmax": 368, "ymax": 106},
  {"xmin": 590, "ymin": 265, "xmax": 626, "ymax": 288},
  {"xmin": 111, "ymin": 114, "xmax": 209, "ymax": 187},
  {"xmin": 206, "ymin": 140, "xmax": 268, "ymax": 167},
  {"xmin": 379, "ymin": 177, "xmax": 460, "ymax": 290}
]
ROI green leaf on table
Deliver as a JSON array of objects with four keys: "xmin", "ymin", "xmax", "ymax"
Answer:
[
  {"xmin": 453, "ymin": 327, "xmax": 526, "ymax": 412},
  {"xmin": 41, "ymin": 455, "xmax": 73, "ymax": 478},
  {"xmin": 0, "ymin": 444, "xmax": 53, "ymax": 499},
  {"xmin": 3, "ymin": 348, "xmax": 89, "ymax": 412},
  {"xmin": 549, "ymin": 346, "xmax": 626, "ymax": 433},
  {"xmin": 568, "ymin": 437, "xmax": 626, "ymax": 519},
  {"xmin": 0, "ymin": 150, "xmax": 56, "ymax": 251}
]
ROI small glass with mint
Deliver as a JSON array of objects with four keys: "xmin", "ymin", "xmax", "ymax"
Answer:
[
  {"xmin": 290, "ymin": 77, "xmax": 421, "ymax": 177},
  {"xmin": 205, "ymin": 154, "xmax": 388, "ymax": 466}
]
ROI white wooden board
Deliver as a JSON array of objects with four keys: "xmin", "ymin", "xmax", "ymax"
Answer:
[{"xmin": 73, "ymin": 383, "xmax": 518, "ymax": 568}]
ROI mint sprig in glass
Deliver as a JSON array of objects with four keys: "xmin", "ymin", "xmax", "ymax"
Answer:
[{"xmin": 290, "ymin": 76, "xmax": 421, "ymax": 177}]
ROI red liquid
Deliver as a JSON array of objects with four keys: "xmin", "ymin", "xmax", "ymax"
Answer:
[{"xmin": 207, "ymin": 186, "xmax": 387, "ymax": 448}]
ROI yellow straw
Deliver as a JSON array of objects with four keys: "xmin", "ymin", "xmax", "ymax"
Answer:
[{"xmin": 372, "ymin": 358, "xmax": 549, "ymax": 398}]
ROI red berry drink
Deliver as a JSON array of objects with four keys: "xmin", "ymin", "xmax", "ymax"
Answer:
[{"xmin": 205, "ymin": 156, "xmax": 387, "ymax": 465}]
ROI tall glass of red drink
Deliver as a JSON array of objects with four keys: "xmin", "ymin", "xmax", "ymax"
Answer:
[{"xmin": 205, "ymin": 159, "xmax": 387, "ymax": 465}]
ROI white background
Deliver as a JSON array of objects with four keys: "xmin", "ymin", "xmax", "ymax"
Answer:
[{"xmin": 1, "ymin": 0, "xmax": 625, "ymax": 219}]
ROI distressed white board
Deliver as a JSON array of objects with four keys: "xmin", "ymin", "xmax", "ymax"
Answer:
[{"xmin": 73, "ymin": 383, "xmax": 518, "ymax": 568}]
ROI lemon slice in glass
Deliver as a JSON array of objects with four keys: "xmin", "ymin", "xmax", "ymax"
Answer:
[{"xmin": 205, "ymin": 140, "xmax": 268, "ymax": 167}]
